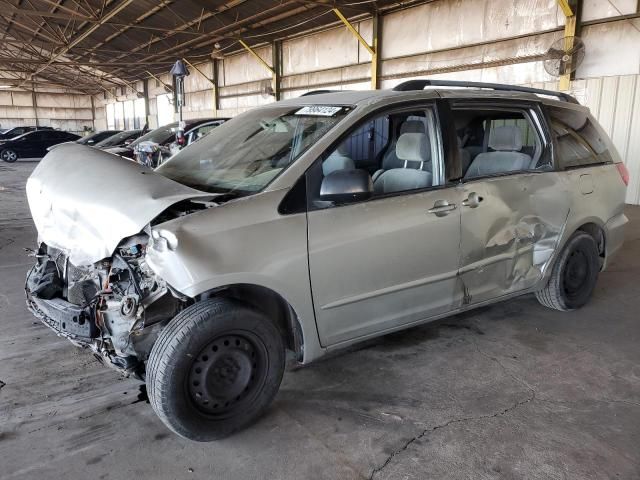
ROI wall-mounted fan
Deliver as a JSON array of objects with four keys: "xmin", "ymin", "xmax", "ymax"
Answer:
[
  {"xmin": 260, "ymin": 79, "xmax": 275, "ymax": 99},
  {"xmin": 544, "ymin": 36, "xmax": 586, "ymax": 76}
]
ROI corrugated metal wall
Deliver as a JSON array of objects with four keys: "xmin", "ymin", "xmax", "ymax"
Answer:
[
  {"xmin": 581, "ymin": 76, "xmax": 640, "ymax": 205},
  {"xmin": 0, "ymin": 91, "xmax": 93, "ymax": 133}
]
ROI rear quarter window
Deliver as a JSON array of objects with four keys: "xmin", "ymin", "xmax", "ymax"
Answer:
[{"xmin": 548, "ymin": 106, "xmax": 615, "ymax": 169}]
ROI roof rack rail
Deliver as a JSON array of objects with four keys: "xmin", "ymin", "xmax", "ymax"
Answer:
[
  {"xmin": 300, "ymin": 89, "xmax": 339, "ymax": 97},
  {"xmin": 392, "ymin": 79, "xmax": 579, "ymax": 104}
]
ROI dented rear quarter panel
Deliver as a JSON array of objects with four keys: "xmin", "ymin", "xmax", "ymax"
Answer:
[
  {"xmin": 458, "ymin": 171, "xmax": 571, "ymax": 305},
  {"xmin": 548, "ymin": 164, "xmax": 628, "ymax": 275}
]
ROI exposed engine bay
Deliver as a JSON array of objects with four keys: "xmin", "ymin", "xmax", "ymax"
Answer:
[
  {"xmin": 25, "ymin": 231, "xmax": 184, "ymax": 377},
  {"xmin": 23, "ymin": 144, "xmax": 228, "ymax": 378}
]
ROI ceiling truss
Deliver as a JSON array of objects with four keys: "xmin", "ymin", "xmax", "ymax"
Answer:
[{"xmin": 0, "ymin": 0, "xmax": 414, "ymax": 94}]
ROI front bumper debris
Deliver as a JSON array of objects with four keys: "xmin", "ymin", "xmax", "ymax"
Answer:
[{"xmin": 25, "ymin": 265, "xmax": 99, "ymax": 343}]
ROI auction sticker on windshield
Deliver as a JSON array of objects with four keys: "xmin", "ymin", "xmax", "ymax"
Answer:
[{"xmin": 295, "ymin": 106, "xmax": 343, "ymax": 116}]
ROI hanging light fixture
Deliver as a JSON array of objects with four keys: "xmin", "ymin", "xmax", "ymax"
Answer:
[{"xmin": 170, "ymin": 59, "xmax": 190, "ymax": 146}]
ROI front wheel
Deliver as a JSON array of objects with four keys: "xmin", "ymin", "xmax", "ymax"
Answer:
[
  {"xmin": 146, "ymin": 298, "xmax": 285, "ymax": 441},
  {"xmin": 536, "ymin": 231, "xmax": 600, "ymax": 311},
  {"xmin": 1, "ymin": 149, "xmax": 18, "ymax": 163}
]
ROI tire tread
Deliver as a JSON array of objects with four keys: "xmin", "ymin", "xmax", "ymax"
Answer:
[
  {"xmin": 535, "ymin": 231, "xmax": 598, "ymax": 311},
  {"xmin": 146, "ymin": 297, "xmax": 284, "ymax": 441}
]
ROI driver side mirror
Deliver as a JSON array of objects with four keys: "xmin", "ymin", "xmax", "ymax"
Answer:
[{"xmin": 320, "ymin": 169, "xmax": 373, "ymax": 204}]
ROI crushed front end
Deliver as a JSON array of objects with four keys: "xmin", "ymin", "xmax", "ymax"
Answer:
[{"xmin": 25, "ymin": 233, "xmax": 182, "ymax": 377}]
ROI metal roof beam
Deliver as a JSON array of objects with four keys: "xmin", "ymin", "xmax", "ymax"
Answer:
[
  {"xmin": 16, "ymin": 0, "xmax": 134, "ymax": 89},
  {"xmin": 0, "ymin": 57, "xmax": 170, "ymax": 66},
  {"xmin": 95, "ymin": 0, "xmax": 254, "ymax": 70},
  {"xmin": 39, "ymin": 0, "xmax": 96, "ymax": 20},
  {"xmin": 0, "ymin": 16, "xmax": 63, "ymax": 44},
  {"xmin": 106, "ymin": 1, "xmax": 311, "ymax": 76},
  {"xmin": 296, "ymin": 1, "xmax": 373, "ymax": 14},
  {"xmin": 4, "ymin": 5, "xmax": 95, "ymax": 23},
  {"xmin": 71, "ymin": 0, "xmax": 173, "ymax": 61}
]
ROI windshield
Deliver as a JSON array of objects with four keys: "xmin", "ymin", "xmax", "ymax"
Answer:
[
  {"xmin": 130, "ymin": 123, "xmax": 177, "ymax": 147},
  {"xmin": 95, "ymin": 130, "xmax": 140, "ymax": 148},
  {"xmin": 156, "ymin": 105, "xmax": 351, "ymax": 195}
]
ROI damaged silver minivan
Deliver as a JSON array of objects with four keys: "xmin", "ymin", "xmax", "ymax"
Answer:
[{"xmin": 25, "ymin": 80, "xmax": 628, "ymax": 441}]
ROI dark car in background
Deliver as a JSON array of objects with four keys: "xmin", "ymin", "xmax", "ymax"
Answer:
[
  {"xmin": 93, "ymin": 129, "xmax": 142, "ymax": 149},
  {"xmin": 47, "ymin": 129, "xmax": 124, "ymax": 152},
  {"xmin": 0, "ymin": 126, "xmax": 53, "ymax": 141},
  {"xmin": 76, "ymin": 130, "xmax": 121, "ymax": 146},
  {"xmin": 0, "ymin": 130, "xmax": 80, "ymax": 162},
  {"xmin": 105, "ymin": 119, "xmax": 227, "ymax": 165}
]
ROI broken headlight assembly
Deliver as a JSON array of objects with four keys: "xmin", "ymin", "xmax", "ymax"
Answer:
[
  {"xmin": 149, "ymin": 228, "xmax": 178, "ymax": 253},
  {"xmin": 26, "ymin": 232, "xmax": 183, "ymax": 377}
]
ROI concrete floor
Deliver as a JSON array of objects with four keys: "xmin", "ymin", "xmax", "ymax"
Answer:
[{"xmin": 1, "ymin": 160, "xmax": 639, "ymax": 480}]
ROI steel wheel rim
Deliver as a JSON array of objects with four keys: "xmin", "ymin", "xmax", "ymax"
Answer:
[
  {"xmin": 187, "ymin": 331, "xmax": 269, "ymax": 418},
  {"xmin": 563, "ymin": 249, "xmax": 590, "ymax": 300}
]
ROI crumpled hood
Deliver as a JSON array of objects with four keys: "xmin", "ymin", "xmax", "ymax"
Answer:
[{"xmin": 26, "ymin": 144, "xmax": 212, "ymax": 266}]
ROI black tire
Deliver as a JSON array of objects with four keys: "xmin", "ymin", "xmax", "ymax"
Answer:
[
  {"xmin": 535, "ymin": 231, "xmax": 600, "ymax": 311},
  {"xmin": 1, "ymin": 149, "xmax": 18, "ymax": 163},
  {"xmin": 147, "ymin": 298, "xmax": 285, "ymax": 441}
]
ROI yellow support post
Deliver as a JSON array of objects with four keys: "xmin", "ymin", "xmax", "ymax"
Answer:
[
  {"xmin": 557, "ymin": 0, "xmax": 576, "ymax": 92},
  {"xmin": 371, "ymin": 13, "xmax": 380, "ymax": 90},
  {"xmin": 183, "ymin": 58, "xmax": 214, "ymax": 86},
  {"xmin": 332, "ymin": 8, "xmax": 375, "ymax": 56},
  {"xmin": 332, "ymin": 8, "xmax": 378, "ymax": 89},
  {"xmin": 183, "ymin": 58, "xmax": 218, "ymax": 115},
  {"xmin": 238, "ymin": 39, "xmax": 275, "ymax": 75},
  {"xmin": 272, "ymin": 41, "xmax": 281, "ymax": 100},
  {"xmin": 212, "ymin": 59, "xmax": 220, "ymax": 113},
  {"xmin": 239, "ymin": 39, "xmax": 278, "ymax": 99},
  {"xmin": 557, "ymin": 0, "xmax": 574, "ymax": 17},
  {"xmin": 145, "ymin": 70, "xmax": 173, "ymax": 92}
]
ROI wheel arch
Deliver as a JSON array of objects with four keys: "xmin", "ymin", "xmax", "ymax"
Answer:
[
  {"xmin": 576, "ymin": 222, "xmax": 606, "ymax": 260},
  {"xmin": 196, "ymin": 283, "xmax": 305, "ymax": 362},
  {"xmin": 541, "ymin": 217, "xmax": 607, "ymax": 286}
]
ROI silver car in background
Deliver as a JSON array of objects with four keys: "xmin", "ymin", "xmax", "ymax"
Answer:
[{"xmin": 25, "ymin": 80, "xmax": 628, "ymax": 441}]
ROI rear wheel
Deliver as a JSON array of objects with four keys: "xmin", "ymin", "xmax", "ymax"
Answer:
[
  {"xmin": 536, "ymin": 231, "xmax": 600, "ymax": 311},
  {"xmin": 147, "ymin": 298, "xmax": 285, "ymax": 441},
  {"xmin": 1, "ymin": 149, "xmax": 18, "ymax": 163}
]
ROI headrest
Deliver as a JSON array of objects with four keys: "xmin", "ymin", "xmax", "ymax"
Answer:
[
  {"xmin": 488, "ymin": 125, "xmax": 523, "ymax": 151},
  {"xmin": 400, "ymin": 119, "xmax": 426, "ymax": 135},
  {"xmin": 396, "ymin": 133, "xmax": 429, "ymax": 164},
  {"xmin": 323, "ymin": 151, "xmax": 354, "ymax": 176},
  {"xmin": 334, "ymin": 142, "xmax": 350, "ymax": 156}
]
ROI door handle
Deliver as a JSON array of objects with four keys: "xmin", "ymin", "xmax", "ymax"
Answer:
[
  {"xmin": 428, "ymin": 200, "xmax": 457, "ymax": 217},
  {"xmin": 462, "ymin": 192, "xmax": 484, "ymax": 208}
]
